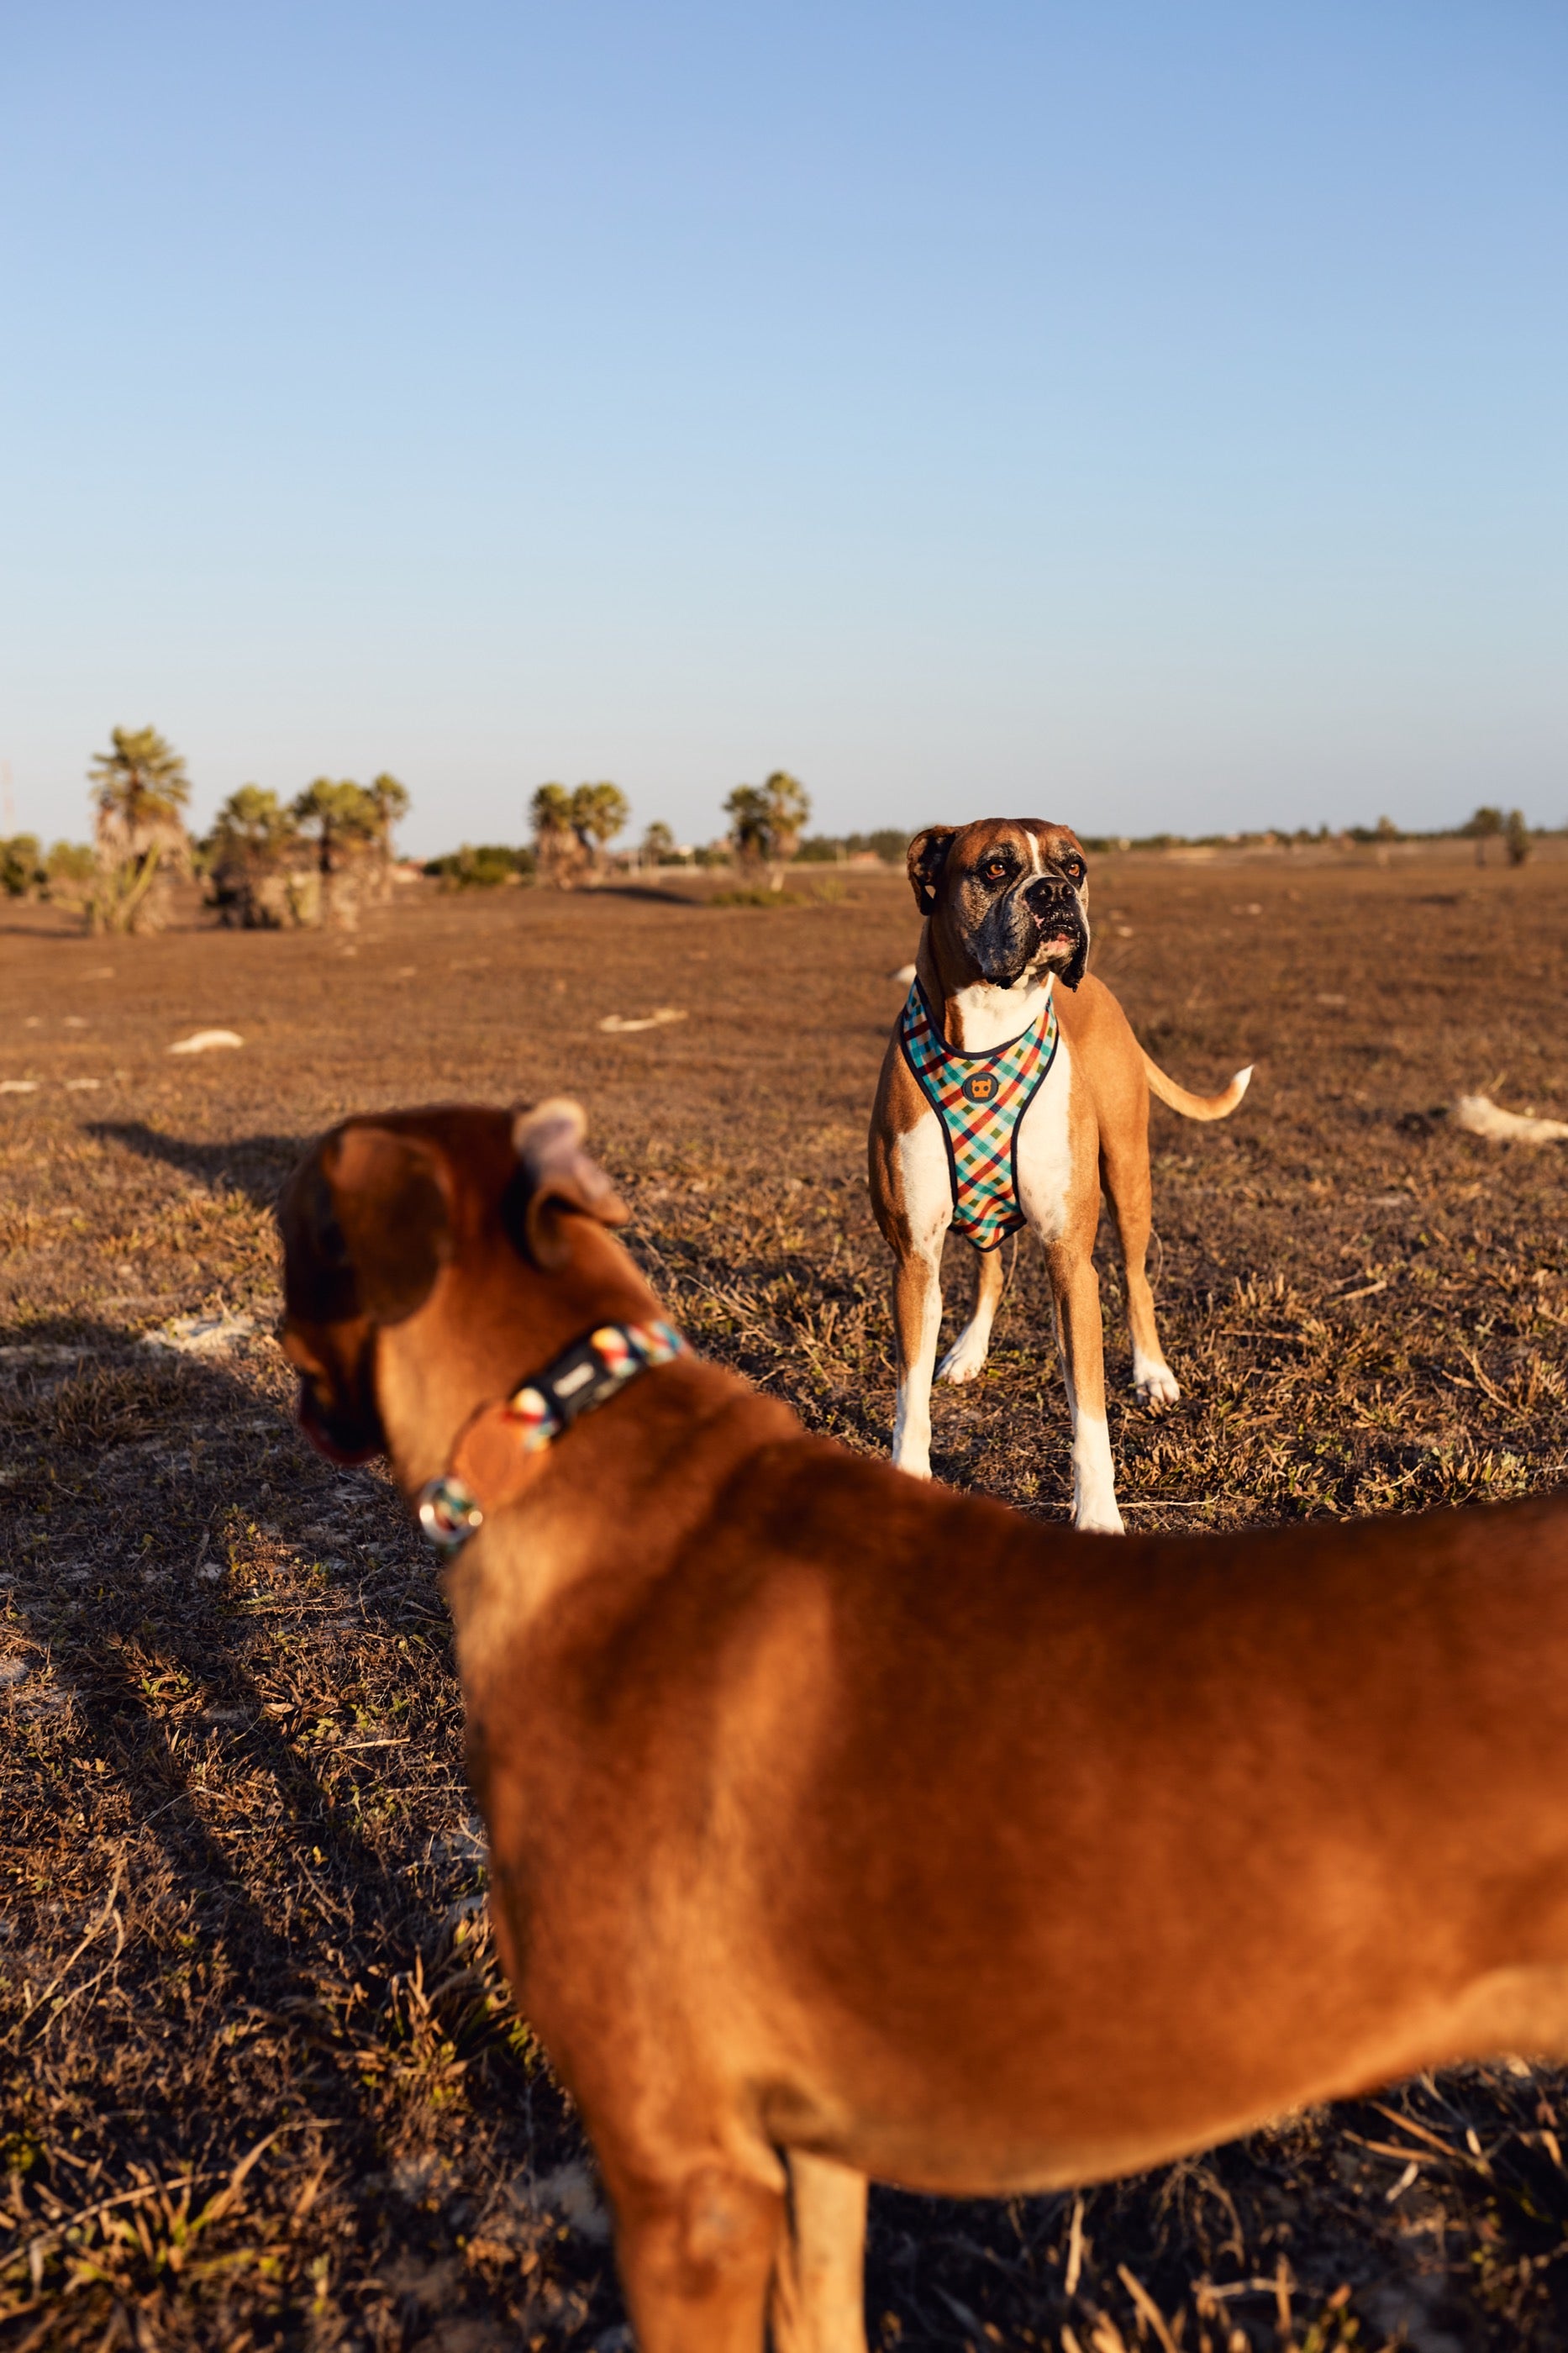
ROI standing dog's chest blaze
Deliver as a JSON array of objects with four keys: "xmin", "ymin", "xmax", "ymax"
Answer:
[{"xmin": 1012, "ymin": 1034, "xmax": 1081, "ymax": 1246}]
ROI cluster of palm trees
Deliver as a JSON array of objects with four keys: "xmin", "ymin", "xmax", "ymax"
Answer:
[
  {"xmin": 207, "ymin": 773, "xmax": 408, "ymax": 929},
  {"xmin": 51, "ymin": 729, "xmax": 410, "ymax": 934},
  {"xmin": 523, "ymin": 771, "xmax": 810, "ymax": 892},
  {"xmin": 24, "ymin": 732, "xmax": 816, "ymax": 933},
  {"xmin": 528, "ymin": 782, "xmax": 631, "ymax": 888},
  {"xmin": 721, "ymin": 772, "xmax": 810, "ymax": 889}
]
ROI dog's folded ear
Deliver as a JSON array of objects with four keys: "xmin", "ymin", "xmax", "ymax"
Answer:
[
  {"xmin": 316, "ymin": 1124, "xmax": 455, "ymax": 1324},
  {"xmin": 907, "ymin": 826, "xmax": 955, "ymax": 912},
  {"xmin": 510, "ymin": 1098, "xmax": 629, "ymax": 1271}
]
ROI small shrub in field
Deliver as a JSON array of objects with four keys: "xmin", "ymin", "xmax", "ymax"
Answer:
[
  {"xmin": 0, "ymin": 834, "xmax": 43, "ymax": 898},
  {"xmin": 424, "ymin": 844, "xmax": 533, "ymax": 888}
]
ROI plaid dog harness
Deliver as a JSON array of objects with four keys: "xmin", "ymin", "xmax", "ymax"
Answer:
[{"xmin": 899, "ymin": 978, "xmax": 1060, "ymax": 1251}]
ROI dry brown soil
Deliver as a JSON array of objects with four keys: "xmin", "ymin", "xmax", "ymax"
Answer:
[{"xmin": 3, "ymin": 850, "xmax": 1568, "ymax": 2350}]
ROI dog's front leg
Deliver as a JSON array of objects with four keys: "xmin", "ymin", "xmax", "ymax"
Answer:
[
  {"xmin": 608, "ymin": 2159, "xmax": 785, "ymax": 2353},
  {"xmin": 769, "ymin": 2154, "xmax": 868, "ymax": 2353},
  {"xmin": 871, "ymin": 1104, "xmax": 953, "ymax": 1480},
  {"xmin": 890, "ymin": 1241, "xmax": 944, "ymax": 1478},
  {"xmin": 1044, "ymin": 1245, "xmax": 1124, "ymax": 1534}
]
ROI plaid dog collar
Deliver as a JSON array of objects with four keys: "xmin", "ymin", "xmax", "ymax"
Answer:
[{"xmin": 416, "ymin": 1317, "xmax": 687, "ymax": 1559}]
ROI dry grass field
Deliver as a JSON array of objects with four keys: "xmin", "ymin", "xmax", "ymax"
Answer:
[{"xmin": 3, "ymin": 849, "xmax": 1568, "ymax": 2352}]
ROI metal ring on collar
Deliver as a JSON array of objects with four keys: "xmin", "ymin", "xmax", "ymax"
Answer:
[{"xmin": 417, "ymin": 1474, "xmax": 485, "ymax": 1556}]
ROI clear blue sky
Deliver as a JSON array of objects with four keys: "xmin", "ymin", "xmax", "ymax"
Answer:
[{"xmin": 3, "ymin": 1, "xmax": 1564, "ymax": 857}]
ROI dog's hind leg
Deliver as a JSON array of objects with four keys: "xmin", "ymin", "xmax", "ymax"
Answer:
[
  {"xmin": 770, "ymin": 2155, "xmax": 868, "ymax": 2353},
  {"xmin": 608, "ymin": 2159, "xmax": 784, "ymax": 2353},
  {"xmin": 937, "ymin": 1241, "xmax": 1005, "ymax": 1385}
]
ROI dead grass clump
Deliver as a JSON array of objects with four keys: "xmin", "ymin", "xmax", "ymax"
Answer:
[{"xmin": 29, "ymin": 1358, "xmax": 200, "ymax": 1450}]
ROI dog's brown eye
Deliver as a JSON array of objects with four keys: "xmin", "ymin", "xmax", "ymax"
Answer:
[{"xmin": 984, "ymin": 860, "xmax": 1010, "ymax": 880}]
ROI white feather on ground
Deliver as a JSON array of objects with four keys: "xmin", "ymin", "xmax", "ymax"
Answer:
[
  {"xmin": 168, "ymin": 1029, "xmax": 245, "ymax": 1055},
  {"xmin": 141, "ymin": 1313, "xmax": 256, "ymax": 1354},
  {"xmin": 1451, "ymin": 1094, "xmax": 1568, "ymax": 1143},
  {"xmin": 597, "ymin": 1008, "xmax": 687, "ymax": 1034}
]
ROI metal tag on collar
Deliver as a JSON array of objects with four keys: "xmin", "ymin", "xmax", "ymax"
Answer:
[{"xmin": 417, "ymin": 1474, "xmax": 485, "ymax": 1558}]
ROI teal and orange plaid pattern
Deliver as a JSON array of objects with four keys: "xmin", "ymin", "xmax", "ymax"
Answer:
[{"xmin": 899, "ymin": 979, "xmax": 1060, "ymax": 1250}]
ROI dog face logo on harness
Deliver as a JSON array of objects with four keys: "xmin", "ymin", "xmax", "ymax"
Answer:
[{"xmin": 961, "ymin": 1071, "xmax": 998, "ymax": 1107}]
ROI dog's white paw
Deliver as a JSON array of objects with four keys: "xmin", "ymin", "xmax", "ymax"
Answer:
[
  {"xmin": 936, "ymin": 1334, "xmax": 989, "ymax": 1384},
  {"xmin": 1133, "ymin": 1359, "xmax": 1180, "ymax": 1410},
  {"xmin": 1074, "ymin": 1503, "xmax": 1127, "ymax": 1535}
]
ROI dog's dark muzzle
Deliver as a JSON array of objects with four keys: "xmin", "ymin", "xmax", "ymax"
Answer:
[
  {"xmin": 297, "ymin": 1378, "xmax": 384, "ymax": 1466},
  {"xmin": 970, "ymin": 874, "xmax": 1089, "ymax": 989},
  {"xmin": 1021, "ymin": 878, "xmax": 1089, "ymax": 988},
  {"xmin": 1024, "ymin": 877, "xmax": 1079, "ymax": 929}
]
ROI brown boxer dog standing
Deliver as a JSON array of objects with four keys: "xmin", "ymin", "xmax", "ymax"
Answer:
[
  {"xmin": 283, "ymin": 1101, "xmax": 1568, "ymax": 2353},
  {"xmin": 868, "ymin": 819, "xmax": 1250, "ymax": 1529}
]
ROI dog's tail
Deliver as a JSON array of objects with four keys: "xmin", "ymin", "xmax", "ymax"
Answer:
[{"xmin": 1142, "ymin": 1053, "xmax": 1253, "ymax": 1122}]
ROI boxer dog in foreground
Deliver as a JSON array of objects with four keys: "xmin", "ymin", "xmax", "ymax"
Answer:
[
  {"xmin": 282, "ymin": 1098, "xmax": 1568, "ymax": 2353},
  {"xmin": 869, "ymin": 819, "xmax": 1250, "ymax": 1529}
]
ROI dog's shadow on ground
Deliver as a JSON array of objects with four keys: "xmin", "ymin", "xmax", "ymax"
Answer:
[
  {"xmin": 0, "ymin": 1329, "xmax": 616, "ymax": 2341},
  {"xmin": 86, "ymin": 1120, "xmax": 309, "ymax": 1212},
  {"xmin": 7, "ymin": 1330, "xmax": 1567, "ymax": 2346}
]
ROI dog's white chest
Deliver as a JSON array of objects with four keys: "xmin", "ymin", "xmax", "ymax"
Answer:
[{"xmin": 1013, "ymin": 1034, "xmax": 1076, "ymax": 1244}]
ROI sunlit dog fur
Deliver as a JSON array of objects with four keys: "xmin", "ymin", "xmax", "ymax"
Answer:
[{"xmin": 282, "ymin": 1102, "xmax": 1568, "ymax": 2353}]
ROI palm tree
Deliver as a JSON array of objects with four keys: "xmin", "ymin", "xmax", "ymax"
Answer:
[
  {"xmin": 571, "ymin": 782, "xmax": 629, "ymax": 879},
  {"xmin": 207, "ymin": 787, "xmax": 302, "ymax": 928},
  {"xmin": 724, "ymin": 771, "xmax": 811, "ymax": 890},
  {"xmin": 641, "ymin": 820, "xmax": 676, "ymax": 868},
  {"xmin": 367, "ymin": 773, "xmax": 411, "ymax": 897},
  {"xmin": 1466, "ymin": 807, "xmax": 1504, "ymax": 867},
  {"xmin": 291, "ymin": 779, "xmax": 380, "ymax": 874},
  {"xmin": 87, "ymin": 724, "xmax": 192, "ymax": 932},
  {"xmin": 213, "ymin": 785, "xmax": 292, "ymax": 855},
  {"xmin": 531, "ymin": 783, "xmax": 581, "ymax": 888},
  {"xmin": 291, "ymin": 779, "xmax": 381, "ymax": 929},
  {"xmin": 529, "ymin": 781, "xmax": 630, "ymax": 887},
  {"xmin": 91, "ymin": 724, "xmax": 189, "ymax": 831}
]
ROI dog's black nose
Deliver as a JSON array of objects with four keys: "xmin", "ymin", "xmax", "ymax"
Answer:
[{"xmin": 1024, "ymin": 875, "xmax": 1077, "ymax": 913}]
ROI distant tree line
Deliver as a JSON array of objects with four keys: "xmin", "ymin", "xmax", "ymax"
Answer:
[
  {"xmin": 0, "ymin": 727, "xmax": 411, "ymax": 932},
  {"xmin": 797, "ymin": 828, "xmax": 909, "ymax": 866},
  {"xmin": 417, "ymin": 787, "xmax": 1555, "ymax": 894},
  {"xmin": 5, "ymin": 743, "xmax": 1554, "ymax": 933},
  {"xmin": 1075, "ymin": 808, "xmax": 1542, "ymax": 866},
  {"xmin": 419, "ymin": 771, "xmax": 818, "ymax": 893}
]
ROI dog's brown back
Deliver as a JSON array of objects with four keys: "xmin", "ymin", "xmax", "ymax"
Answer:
[{"xmin": 281, "ymin": 1103, "xmax": 1568, "ymax": 2352}]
